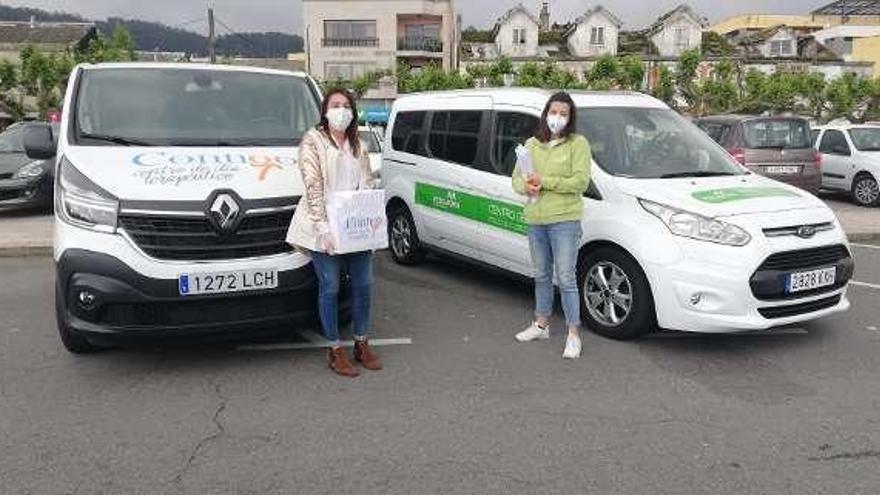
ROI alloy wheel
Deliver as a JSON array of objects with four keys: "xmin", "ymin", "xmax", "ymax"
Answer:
[{"xmin": 584, "ymin": 261, "xmax": 633, "ymax": 327}]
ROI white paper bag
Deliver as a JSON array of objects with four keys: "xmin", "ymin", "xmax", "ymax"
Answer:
[{"xmin": 326, "ymin": 189, "xmax": 388, "ymax": 254}]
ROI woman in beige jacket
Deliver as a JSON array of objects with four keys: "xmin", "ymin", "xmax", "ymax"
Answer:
[{"xmin": 287, "ymin": 88, "xmax": 381, "ymax": 377}]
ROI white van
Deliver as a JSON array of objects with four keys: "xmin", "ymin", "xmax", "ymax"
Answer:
[
  {"xmin": 24, "ymin": 63, "xmax": 327, "ymax": 353},
  {"xmin": 382, "ymin": 89, "xmax": 855, "ymax": 339}
]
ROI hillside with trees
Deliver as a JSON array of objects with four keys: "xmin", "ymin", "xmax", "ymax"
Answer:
[{"xmin": 0, "ymin": 5, "xmax": 303, "ymax": 57}]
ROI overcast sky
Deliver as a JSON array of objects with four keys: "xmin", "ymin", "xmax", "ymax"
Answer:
[{"xmin": 6, "ymin": 0, "xmax": 836, "ymax": 35}]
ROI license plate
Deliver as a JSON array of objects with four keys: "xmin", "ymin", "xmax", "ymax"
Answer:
[
  {"xmin": 787, "ymin": 267, "xmax": 836, "ymax": 294},
  {"xmin": 179, "ymin": 269, "xmax": 279, "ymax": 296},
  {"xmin": 764, "ymin": 165, "xmax": 801, "ymax": 175}
]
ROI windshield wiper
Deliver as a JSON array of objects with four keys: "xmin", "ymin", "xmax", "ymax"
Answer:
[
  {"xmin": 168, "ymin": 139, "xmax": 299, "ymax": 147},
  {"xmin": 79, "ymin": 133, "xmax": 154, "ymax": 147},
  {"xmin": 660, "ymin": 171, "xmax": 737, "ymax": 179}
]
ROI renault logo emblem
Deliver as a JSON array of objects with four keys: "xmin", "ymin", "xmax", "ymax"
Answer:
[
  {"xmin": 797, "ymin": 225, "xmax": 816, "ymax": 239},
  {"xmin": 209, "ymin": 194, "xmax": 241, "ymax": 231}
]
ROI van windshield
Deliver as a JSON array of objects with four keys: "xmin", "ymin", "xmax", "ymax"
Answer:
[
  {"xmin": 74, "ymin": 68, "xmax": 320, "ymax": 147},
  {"xmin": 743, "ymin": 119, "xmax": 811, "ymax": 149},
  {"xmin": 578, "ymin": 107, "xmax": 745, "ymax": 179}
]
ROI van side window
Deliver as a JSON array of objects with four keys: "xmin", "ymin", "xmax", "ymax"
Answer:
[
  {"xmin": 819, "ymin": 130, "xmax": 850, "ymax": 156},
  {"xmin": 697, "ymin": 122, "xmax": 728, "ymax": 145},
  {"xmin": 493, "ymin": 112, "xmax": 539, "ymax": 175},
  {"xmin": 391, "ymin": 111, "xmax": 427, "ymax": 155},
  {"xmin": 427, "ymin": 111, "xmax": 485, "ymax": 168}
]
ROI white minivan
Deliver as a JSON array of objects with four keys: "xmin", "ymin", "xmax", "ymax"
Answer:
[
  {"xmin": 382, "ymin": 89, "xmax": 855, "ymax": 339},
  {"xmin": 24, "ymin": 63, "xmax": 328, "ymax": 353}
]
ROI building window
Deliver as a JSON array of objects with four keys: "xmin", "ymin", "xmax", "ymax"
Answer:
[
  {"xmin": 674, "ymin": 27, "xmax": 690, "ymax": 49},
  {"xmin": 770, "ymin": 40, "xmax": 793, "ymax": 56},
  {"xmin": 513, "ymin": 27, "xmax": 527, "ymax": 45},
  {"xmin": 323, "ymin": 20, "xmax": 378, "ymax": 47},
  {"xmin": 324, "ymin": 62, "xmax": 374, "ymax": 81},
  {"xmin": 590, "ymin": 26, "xmax": 605, "ymax": 46}
]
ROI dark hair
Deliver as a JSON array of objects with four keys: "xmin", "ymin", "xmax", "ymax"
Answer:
[
  {"xmin": 319, "ymin": 87, "xmax": 360, "ymax": 155},
  {"xmin": 535, "ymin": 91, "xmax": 577, "ymax": 143}
]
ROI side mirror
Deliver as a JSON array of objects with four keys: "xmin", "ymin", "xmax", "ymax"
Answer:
[{"xmin": 24, "ymin": 123, "xmax": 56, "ymax": 160}]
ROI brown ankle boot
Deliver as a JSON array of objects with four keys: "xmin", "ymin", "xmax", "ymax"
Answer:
[
  {"xmin": 328, "ymin": 347, "xmax": 359, "ymax": 377},
  {"xmin": 354, "ymin": 340, "xmax": 382, "ymax": 370}
]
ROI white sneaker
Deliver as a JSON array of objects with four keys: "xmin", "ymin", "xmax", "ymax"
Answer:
[
  {"xmin": 563, "ymin": 333, "xmax": 582, "ymax": 359},
  {"xmin": 515, "ymin": 322, "xmax": 550, "ymax": 342}
]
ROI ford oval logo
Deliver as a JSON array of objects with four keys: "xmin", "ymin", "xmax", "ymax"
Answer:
[{"xmin": 797, "ymin": 225, "xmax": 816, "ymax": 238}]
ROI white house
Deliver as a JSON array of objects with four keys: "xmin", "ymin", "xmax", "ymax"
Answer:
[
  {"xmin": 750, "ymin": 25, "xmax": 799, "ymax": 58},
  {"xmin": 493, "ymin": 3, "xmax": 541, "ymax": 58},
  {"xmin": 646, "ymin": 4, "xmax": 706, "ymax": 57},
  {"xmin": 565, "ymin": 6, "xmax": 623, "ymax": 57}
]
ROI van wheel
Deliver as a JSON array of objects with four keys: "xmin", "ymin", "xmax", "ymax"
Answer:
[
  {"xmin": 55, "ymin": 283, "xmax": 101, "ymax": 354},
  {"xmin": 578, "ymin": 248, "xmax": 656, "ymax": 340},
  {"xmin": 387, "ymin": 204, "xmax": 425, "ymax": 265},
  {"xmin": 852, "ymin": 173, "xmax": 880, "ymax": 207}
]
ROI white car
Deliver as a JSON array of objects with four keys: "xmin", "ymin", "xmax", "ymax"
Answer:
[
  {"xmin": 359, "ymin": 125, "xmax": 382, "ymax": 176},
  {"xmin": 23, "ymin": 63, "xmax": 326, "ymax": 353},
  {"xmin": 382, "ymin": 89, "xmax": 854, "ymax": 339},
  {"xmin": 813, "ymin": 124, "xmax": 880, "ymax": 206}
]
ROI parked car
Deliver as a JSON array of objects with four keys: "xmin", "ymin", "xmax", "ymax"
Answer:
[
  {"xmin": 24, "ymin": 63, "xmax": 333, "ymax": 353},
  {"xmin": 696, "ymin": 115, "xmax": 821, "ymax": 194},
  {"xmin": 0, "ymin": 121, "xmax": 59, "ymax": 209},
  {"xmin": 813, "ymin": 124, "xmax": 880, "ymax": 206},
  {"xmin": 359, "ymin": 125, "xmax": 382, "ymax": 176},
  {"xmin": 383, "ymin": 89, "xmax": 853, "ymax": 339}
]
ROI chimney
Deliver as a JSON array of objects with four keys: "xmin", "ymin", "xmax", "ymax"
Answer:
[
  {"xmin": 539, "ymin": 2, "xmax": 550, "ymax": 31},
  {"xmin": 29, "ymin": 15, "xmax": 35, "ymax": 29}
]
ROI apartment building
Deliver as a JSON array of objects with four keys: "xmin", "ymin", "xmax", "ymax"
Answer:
[{"xmin": 302, "ymin": 0, "xmax": 457, "ymax": 83}]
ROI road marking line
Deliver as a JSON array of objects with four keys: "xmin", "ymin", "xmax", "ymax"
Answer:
[
  {"xmin": 851, "ymin": 280, "xmax": 880, "ymax": 290},
  {"xmin": 237, "ymin": 337, "xmax": 413, "ymax": 351},
  {"xmin": 851, "ymin": 243, "xmax": 880, "ymax": 250}
]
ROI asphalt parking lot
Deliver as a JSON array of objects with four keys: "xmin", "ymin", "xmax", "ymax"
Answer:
[{"xmin": 1, "ymin": 245, "xmax": 880, "ymax": 494}]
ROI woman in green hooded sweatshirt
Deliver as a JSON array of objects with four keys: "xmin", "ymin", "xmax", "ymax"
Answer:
[{"xmin": 512, "ymin": 92, "xmax": 591, "ymax": 359}]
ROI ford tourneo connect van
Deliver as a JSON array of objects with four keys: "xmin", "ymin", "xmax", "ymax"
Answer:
[
  {"xmin": 24, "ymin": 63, "xmax": 324, "ymax": 353},
  {"xmin": 382, "ymin": 89, "xmax": 854, "ymax": 339}
]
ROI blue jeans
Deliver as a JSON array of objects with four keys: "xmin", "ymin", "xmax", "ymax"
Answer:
[
  {"xmin": 310, "ymin": 250, "xmax": 373, "ymax": 344},
  {"xmin": 528, "ymin": 221, "xmax": 582, "ymax": 328}
]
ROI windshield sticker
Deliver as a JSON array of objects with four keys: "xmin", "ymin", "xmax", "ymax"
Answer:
[
  {"xmin": 415, "ymin": 183, "xmax": 526, "ymax": 235},
  {"xmin": 692, "ymin": 187, "xmax": 800, "ymax": 204},
  {"xmin": 131, "ymin": 152, "xmax": 294, "ymax": 186}
]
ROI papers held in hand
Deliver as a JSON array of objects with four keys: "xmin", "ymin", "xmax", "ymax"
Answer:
[{"xmin": 515, "ymin": 144, "xmax": 536, "ymax": 204}]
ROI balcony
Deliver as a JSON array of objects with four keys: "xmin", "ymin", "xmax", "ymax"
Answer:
[
  {"xmin": 322, "ymin": 38, "xmax": 379, "ymax": 48},
  {"xmin": 397, "ymin": 37, "xmax": 443, "ymax": 53}
]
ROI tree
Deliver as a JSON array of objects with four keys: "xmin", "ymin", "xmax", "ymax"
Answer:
[
  {"xmin": 675, "ymin": 48, "xmax": 703, "ymax": 113},
  {"xmin": 703, "ymin": 60, "xmax": 738, "ymax": 114},
  {"xmin": 651, "ymin": 65, "xmax": 676, "ymax": 107},
  {"xmin": 796, "ymin": 72, "xmax": 827, "ymax": 121},
  {"xmin": 75, "ymin": 25, "xmax": 137, "ymax": 64},
  {"xmin": 617, "ymin": 55, "xmax": 645, "ymax": 91},
  {"xmin": 586, "ymin": 54, "xmax": 619, "ymax": 90}
]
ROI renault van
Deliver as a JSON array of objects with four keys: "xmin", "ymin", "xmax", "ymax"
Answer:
[
  {"xmin": 382, "ymin": 89, "xmax": 854, "ymax": 339},
  {"xmin": 24, "ymin": 63, "xmax": 326, "ymax": 353}
]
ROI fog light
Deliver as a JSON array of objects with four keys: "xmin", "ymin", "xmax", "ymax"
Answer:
[
  {"xmin": 689, "ymin": 293, "xmax": 703, "ymax": 306},
  {"xmin": 77, "ymin": 290, "xmax": 97, "ymax": 310}
]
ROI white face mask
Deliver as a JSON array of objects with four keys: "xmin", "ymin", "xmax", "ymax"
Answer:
[
  {"xmin": 326, "ymin": 107, "xmax": 353, "ymax": 132},
  {"xmin": 546, "ymin": 115, "xmax": 568, "ymax": 136}
]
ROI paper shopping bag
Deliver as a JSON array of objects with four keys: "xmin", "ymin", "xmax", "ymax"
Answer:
[{"xmin": 326, "ymin": 189, "xmax": 389, "ymax": 254}]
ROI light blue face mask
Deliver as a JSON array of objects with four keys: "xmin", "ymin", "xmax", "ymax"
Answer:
[{"xmin": 546, "ymin": 115, "xmax": 568, "ymax": 136}]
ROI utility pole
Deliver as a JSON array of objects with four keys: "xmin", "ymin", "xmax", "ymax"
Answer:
[{"xmin": 208, "ymin": 7, "xmax": 216, "ymax": 63}]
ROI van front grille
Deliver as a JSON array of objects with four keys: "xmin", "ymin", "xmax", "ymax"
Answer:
[
  {"xmin": 758, "ymin": 295, "xmax": 842, "ymax": 319},
  {"xmin": 119, "ymin": 209, "xmax": 295, "ymax": 261},
  {"xmin": 750, "ymin": 244, "xmax": 854, "ymax": 301}
]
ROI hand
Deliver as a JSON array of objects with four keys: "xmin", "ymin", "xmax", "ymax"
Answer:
[
  {"xmin": 527, "ymin": 182, "xmax": 542, "ymax": 196},
  {"xmin": 526, "ymin": 173, "xmax": 542, "ymax": 187},
  {"xmin": 319, "ymin": 233, "xmax": 336, "ymax": 255}
]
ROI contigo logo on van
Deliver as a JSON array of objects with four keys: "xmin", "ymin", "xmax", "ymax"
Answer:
[{"xmin": 131, "ymin": 152, "xmax": 295, "ymax": 186}]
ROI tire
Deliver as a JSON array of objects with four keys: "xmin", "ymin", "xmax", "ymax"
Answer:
[
  {"xmin": 578, "ymin": 247, "xmax": 656, "ymax": 340},
  {"xmin": 851, "ymin": 173, "xmax": 880, "ymax": 207},
  {"xmin": 55, "ymin": 283, "xmax": 101, "ymax": 354},
  {"xmin": 387, "ymin": 204, "xmax": 425, "ymax": 265}
]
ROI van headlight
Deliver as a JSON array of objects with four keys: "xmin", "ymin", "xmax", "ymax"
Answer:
[
  {"xmin": 639, "ymin": 199, "xmax": 751, "ymax": 247},
  {"xmin": 13, "ymin": 161, "xmax": 47, "ymax": 179},
  {"xmin": 57, "ymin": 157, "xmax": 118, "ymax": 233}
]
